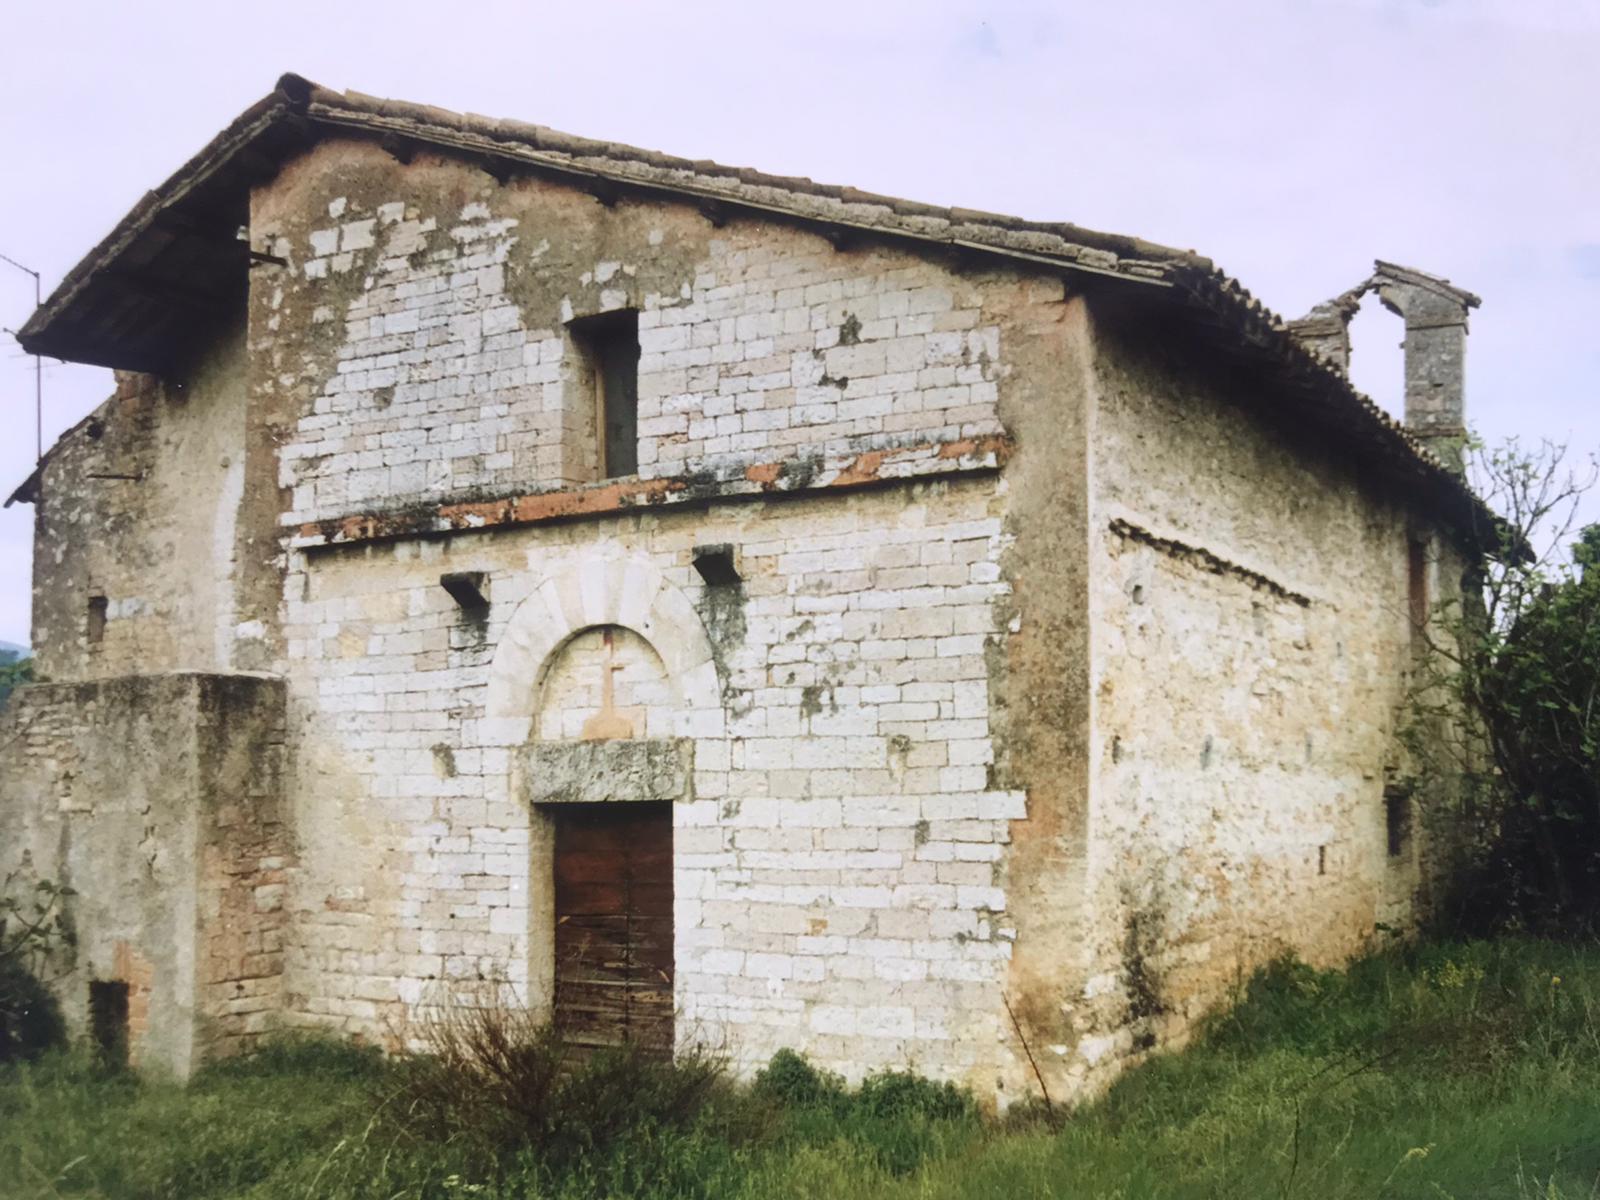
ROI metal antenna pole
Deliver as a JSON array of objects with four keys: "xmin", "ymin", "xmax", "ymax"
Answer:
[{"xmin": 0, "ymin": 252, "xmax": 43, "ymax": 462}]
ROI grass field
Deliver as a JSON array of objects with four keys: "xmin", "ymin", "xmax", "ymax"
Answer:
[{"xmin": 2, "ymin": 937, "xmax": 1597, "ymax": 1199}]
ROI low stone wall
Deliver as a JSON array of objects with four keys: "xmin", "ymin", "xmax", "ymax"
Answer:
[{"xmin": 0, "ymin": 672, "xmax": 287, "ymax": 1076}]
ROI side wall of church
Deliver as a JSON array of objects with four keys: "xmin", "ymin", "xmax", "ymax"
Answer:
[{"xmin": 1062, "ymin": 308, "xmax": 1471, "ymax": 1089}]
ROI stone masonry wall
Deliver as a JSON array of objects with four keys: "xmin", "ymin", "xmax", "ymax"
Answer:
[
  {"xmin": 250, "ymin": 139, "xmax": 1003, "ymax": 528},
  {"xmin": 247, "ymin": 141, "xmax": 1079, "ymax": 1094},
  {"xmin": 1069, "ymin": 312, "xmax": 1469, "ymax": 1087},
  {"xmin": 279, "ymin": 482, "xmax": 1025, "ymax": 1087},
  {"xmin": 194, "ymin": 674, "xmax": 292, "ymax": 1058},
  {"xmin": 29, "ymin": 321, "xmax": 251, "ymax": 681}
]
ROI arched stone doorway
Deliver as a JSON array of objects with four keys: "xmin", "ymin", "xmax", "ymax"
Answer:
[
  {"xmin": 534, "ymin": 624, "xmax": 678, "ymax": 1051},
  {"xmin": 483, "ymin": 552, "xmax": 723, "ymax": 1054}
]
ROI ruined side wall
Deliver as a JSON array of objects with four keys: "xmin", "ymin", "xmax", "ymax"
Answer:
[
  {"xmin": 0, "ymin": 673, "xmax": 287, "ymax": 1075},
  {"xmin": 1076, "ymin": 310, "xmax": 1468, "ymax": 1082},
  {"xmin": 30, "ymin": 321, "xmax": 250, "ymax": 680}
]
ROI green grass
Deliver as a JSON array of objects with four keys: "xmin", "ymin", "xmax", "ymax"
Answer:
[{"xmin": 2, "ymin": 937, "xmax": 1598, "ymax": 1199}]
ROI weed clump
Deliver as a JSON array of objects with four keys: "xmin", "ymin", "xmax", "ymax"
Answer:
[{"xmin": 385, "ymin": 983, "xmax": 726, "ymax": 1176}]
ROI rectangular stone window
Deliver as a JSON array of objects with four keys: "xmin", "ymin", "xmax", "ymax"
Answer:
[
  {"xmin": 1385, "ymin": 788, "xmax": 1412, "ymax": 859},
  {"xmin": 87, "ymin": 594, "xmax": 108, "ymax": 647},
  {"xmin": 1407, "ymin": 537, "xmax": 1429, "ymax": 632},
  {"xmin": 570, "ymin": 310, "xmax": 639, "ymax": 479},
  {"xmin": 89, "ymin": 979, "xmax": 129, "ymax": 1067}
]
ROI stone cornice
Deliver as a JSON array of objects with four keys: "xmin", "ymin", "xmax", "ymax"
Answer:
[{"xmin": 289, "ymin": 435, "xmax": 1012, "ymax": 550}]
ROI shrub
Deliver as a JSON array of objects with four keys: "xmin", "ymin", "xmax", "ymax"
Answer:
[
  {"xmin": 384, "ymin": 982, "xmax": 726, "ymax": 1174},
  {"xmin": 0, "ymin": 957, "xmax": 64, "ymax": 1064},
  {"xmin": 752, "ymin": 1046, "xmax": 848, "ymax": 1109},
  {"xmin": 855, "ymin": 1069, "xmax": 975, "ymax": 1122},
  {"xmin": 0, "ymin": 872, "xmax": 72, "ymax": 1063}
]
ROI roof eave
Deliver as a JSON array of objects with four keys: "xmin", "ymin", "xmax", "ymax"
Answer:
[{"xmin": 15, "ymin": 73, "xmax": 1501, "ymax": 555}]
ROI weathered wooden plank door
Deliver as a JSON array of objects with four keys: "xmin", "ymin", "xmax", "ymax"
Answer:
[{"xmin": 552, "ymin": 802, "xmax": 674, "ymax": 1054}]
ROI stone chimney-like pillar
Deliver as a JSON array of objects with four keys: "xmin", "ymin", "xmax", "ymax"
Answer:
[{"xmin": 1371, "ymin": 261, "xmax": 1481, "ymax": 473}]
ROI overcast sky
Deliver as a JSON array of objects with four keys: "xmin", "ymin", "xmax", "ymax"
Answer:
[{"xmin": 2, "ymin": 0, "xmax": 1596, "ymax": 648}]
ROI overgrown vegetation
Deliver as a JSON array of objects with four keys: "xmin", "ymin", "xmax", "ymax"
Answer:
[
  {"xmin": 2, "ymin": 937, "xmax": 1597, "ymax": 1198},
  {"xmin": 0, "ymin": 873, "xmax": 71, "ymax": 1064},
  {"xmin": 1409, "ymin": 436, "xmax": 1600, "ymax": 935},
  {"xmin": 385, "ymin": 982, "xmax": 726, "ymax": 1174}
]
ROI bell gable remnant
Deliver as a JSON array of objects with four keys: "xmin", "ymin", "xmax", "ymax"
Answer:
[{"xmin": 1, "ymin": 74, "xmax": 1490, "ymax": 1102}]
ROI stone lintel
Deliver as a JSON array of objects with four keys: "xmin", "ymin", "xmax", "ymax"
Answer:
[{"xmin": 521, "ymin": 738, "xmax": 694, "ymax": 806}]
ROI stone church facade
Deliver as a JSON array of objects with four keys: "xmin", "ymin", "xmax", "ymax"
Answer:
[{"xmin": 1, "ymin": 76, "xmax": 1490, "ymax": 1101}]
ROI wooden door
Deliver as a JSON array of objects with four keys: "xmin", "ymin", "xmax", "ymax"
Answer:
[{"xmin": 552, "ymin": 802, "xmax": 674, "ymax": 1054}]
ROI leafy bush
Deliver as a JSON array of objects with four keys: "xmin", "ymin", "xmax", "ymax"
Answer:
[
  {"xmin": 752, "ymin": 1047, "xmax": 848, "ymax": 1108},
  {"xmin": 0, "ymin": 959, "xmax": 64, "ymax": 1064},
  {"xmin": 749, "ymin": 1049, "xmax": 978, "ymax": 1176},
  {"xmin": 855, "ymin": 1069, "xmax": 974, "ymax": 1122},
  {"xmin": 0, "ymin": 873, "xmax": 72, "ymax": 1063}
]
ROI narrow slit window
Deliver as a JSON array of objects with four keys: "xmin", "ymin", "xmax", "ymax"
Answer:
[
  {"xmin": 570, "ymin": 310, "xmax": 640, "ymax": 479},
  {"xmin": 1407, "ymin": 537, "xmax": 1429, "ymax": 632},
  {"xmin": 87, "ymin": 594, "xmax": 108, "ymax": 646},
  {"xmin": 1385, "ymin": 789, "xmax": 1411, "ymax": 859}
]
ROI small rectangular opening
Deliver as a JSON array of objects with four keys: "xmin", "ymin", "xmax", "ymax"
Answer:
[
  {"xmin": 87, "ymin": 594, "xmax": 108, "ymax": 647},
  {"xmin": 692, "ymin": 544, "xmax": 741, "ymax": 587},
  {"xmin": 1407, "ymin": 537, "xmax": 1429, "ymax": 632},
  {"xmin": 1385, "ymin": 790, "xmax": 1412, "ymax": 859},
  {"xmin": 89, "ymin": 980, "xmax": 130, "ymax": 1068},
  {"xmin": 570, "ymin": 310, "xmax": 639, "ymax": 479}
]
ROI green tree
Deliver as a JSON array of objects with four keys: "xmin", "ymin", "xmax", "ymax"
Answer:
[
  {"xmin": 1411, "ymin": 438, "xmax": 1600, "ymax": 933},
  {"xmin": 0, "ymin": 652, "xmax": 32, "ymax": 706}
]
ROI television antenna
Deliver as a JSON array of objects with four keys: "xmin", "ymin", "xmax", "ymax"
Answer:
[{"xmin": 0, "ymin": 251, "xmax": 42, "ymax": 462}]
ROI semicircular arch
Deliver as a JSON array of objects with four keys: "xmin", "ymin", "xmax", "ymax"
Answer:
[{"xmin": 484, "ymin": 551, "xmax": 721, "ymax": 738}]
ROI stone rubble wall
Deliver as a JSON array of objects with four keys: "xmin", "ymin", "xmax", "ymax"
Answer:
[{"xmin": 28, "ymin": 323, "xmax": 251, "ymax": 682}]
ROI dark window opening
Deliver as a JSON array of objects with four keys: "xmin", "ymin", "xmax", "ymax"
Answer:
[
  {"xmin": 692, "ymin": 544, "xmax": 741, "ymax": 587},
  {"xmin": 87, "ymin": 595, "xmax": 108, "ymax": 647},
  {"xmin": 1385, "ymin": 789, "xmax": 1412, "ymax": 859},
  {"xmin": 1407, "ymin": 537, "xmax": 1429, "ymax": 632},
  {"xmin": 89, "ymin": 980, "xmax": 130, "ymax": 1068},
  {"xmin": 570, "ymin": 310, "xmax": 639, "ymax": 479}
]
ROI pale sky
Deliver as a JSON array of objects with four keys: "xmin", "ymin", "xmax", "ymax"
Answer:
[{"xmin": 2, "ymin": 0, "xmax": 1596, "ymax": 647}]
